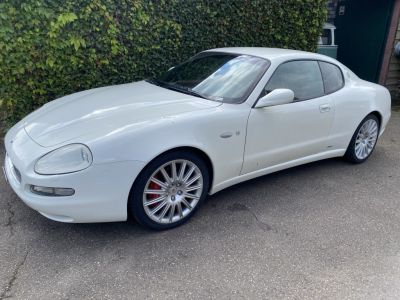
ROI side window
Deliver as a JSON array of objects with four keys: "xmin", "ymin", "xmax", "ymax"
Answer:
[
  {"xmin": 265, "ymin": 60, "xmax": 324, "ymax": 101},
  {"xmin": 319, "ymin": 61, "xmax": 344, "ymax": 94},
  {"xmin": 320, "ymin": 29, "xmax": 332, "ymax": 45}
]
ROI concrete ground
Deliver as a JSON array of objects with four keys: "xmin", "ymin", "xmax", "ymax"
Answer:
[{"xmin": 1, "ymin": 109, "xmax": 400, "ymax": 300}]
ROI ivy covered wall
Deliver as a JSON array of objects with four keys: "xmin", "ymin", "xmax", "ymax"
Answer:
[{"xmin": 0, "ymin": 0, "xmax": 327, "ymax": 126}]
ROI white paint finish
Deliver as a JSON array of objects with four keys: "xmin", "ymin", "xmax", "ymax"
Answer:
[
  {"xmin": 211, "ymin": 149, "xmax": 346, "ymax": 194},
  {"xmin": 330, "ymin": 79, "xmax": 392, "ymax": 149},
  {"xmin": 3, "ymin": 47, "xmax": 392, "ymax": 223},
  {"xmin": 255, "ymin": 88, "xmax": 294, "ymax": 108},
  {"xmin": 4, "ymin": 127, "xmax": 145, "ymax": 222},
  {"xmin": 242, "ymin": 94, "xmax": 335, "ymax": 174},
  {"xmin": 4, "ymin": 151, "xmax": 145, "ymax": 222},
  {"xmin": 86, "ymin": 102, "xmax": 249, "ymax": 185},
  {"xmin": 24, "ymin": 81, "xmax": 221, "ymax": 148}
]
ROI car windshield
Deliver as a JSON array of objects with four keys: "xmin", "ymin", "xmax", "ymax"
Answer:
[{"xmin": 148, "ymin": 52, "xmax": 270, "ymax": 104}]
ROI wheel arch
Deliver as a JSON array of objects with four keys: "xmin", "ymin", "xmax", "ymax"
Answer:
[
  {"xmin": 157, "ymin": 146, "xmax": 215, "ymax": 190},
  {"xmin": 344, "ymin": 111, "xmax": 381, "ymax": 163},
  {"xmin": 369, "ymin": 110, "xmax": 382, "ymax": 128},
  {"xmin": 128, "ymin": 146, "xmax": 215, "ymax": 206}
]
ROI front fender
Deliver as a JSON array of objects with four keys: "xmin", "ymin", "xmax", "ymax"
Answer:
[{"xmin": 87, "ymin": 103, "xmax": 250, "ymax": 189}]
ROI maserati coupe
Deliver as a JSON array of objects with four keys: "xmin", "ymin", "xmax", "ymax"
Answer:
[{"xmin": 3, "ymin": 47, "xmax": 391, "ymax": 230}]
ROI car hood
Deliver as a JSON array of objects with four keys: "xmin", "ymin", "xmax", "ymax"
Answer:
[{"xmin": 23, "ymin": 81, "xmax": 221, "ymax": 147}]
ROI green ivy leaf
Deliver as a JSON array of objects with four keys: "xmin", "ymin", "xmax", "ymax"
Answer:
[{"xmin": 0, "ymin": 0, "xmax": 327, "ymax": 129}]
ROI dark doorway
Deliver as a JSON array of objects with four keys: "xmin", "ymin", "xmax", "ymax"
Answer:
[{"xmin": 335, "ymin": 0, "xmax": 394, "ymax": 82}]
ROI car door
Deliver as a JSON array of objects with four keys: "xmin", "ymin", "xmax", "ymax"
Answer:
[{"xmin": 242, "ymin": 60, "xmax": 335, "ymax": 174}]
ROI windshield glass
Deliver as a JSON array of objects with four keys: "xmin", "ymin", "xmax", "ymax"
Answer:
[{"xmin": 151, "ymin": 52, "xmax": 270, "ymax": 103}]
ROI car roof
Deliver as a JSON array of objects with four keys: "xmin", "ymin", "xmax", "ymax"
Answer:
[
  {"xmin": 205, "ymin": 47, "xmax": 333, "ymax": 62},
  {"xmin": 202, "ymin": 47, "xmax": 359, "ymax": 80}
]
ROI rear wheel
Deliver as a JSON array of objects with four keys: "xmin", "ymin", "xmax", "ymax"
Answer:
[
  {"xmin": 129, "ymin": 151, "xmax": 209, "ymax": 230},
  {"xmin": 344, "ymin": 114, "xmax": 380, "ymax": 163}
]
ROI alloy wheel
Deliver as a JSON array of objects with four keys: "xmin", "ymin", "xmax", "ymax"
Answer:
[
  {"xmin": 142, "ymin": 159, "xmax": 204, "ymax": 224},
  {"xmin": 354, "ymin": 118, "xmax": 378, "ymax": 160}
]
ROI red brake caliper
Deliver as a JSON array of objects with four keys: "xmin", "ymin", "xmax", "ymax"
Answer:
[{"xmin": 148, "ymin": 179, "xmax": 161, "ymax": 209}]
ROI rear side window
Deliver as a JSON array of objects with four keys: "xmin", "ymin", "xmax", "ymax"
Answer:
[
  {"xmin": 319, "ymin": 61, "xmax": 344, "ymax": 94},
  {"xmin": 265, "ymin": 60, "xmax": 324, "ymax": 101}
]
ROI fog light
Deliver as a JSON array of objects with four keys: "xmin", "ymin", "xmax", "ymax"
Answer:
[{"xmin": 30, "ymin": 185, "xmax": 75, "ymax": 197}]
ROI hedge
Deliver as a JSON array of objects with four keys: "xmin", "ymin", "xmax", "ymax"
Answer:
[{"xmin": 0, "ymin": 0, "xmax": 327, "ymax": 127}]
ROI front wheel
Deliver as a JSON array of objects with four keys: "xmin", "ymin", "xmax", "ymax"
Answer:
[
  {"xmin": 344, "ymin": 114, "xmax": 380, "ymax": 163},
  {"xmin": 129, "ymin": 151, "xmax": 210, "ymax": 230}
]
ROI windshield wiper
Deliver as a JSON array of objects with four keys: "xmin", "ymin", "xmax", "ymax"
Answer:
[
  {"xmin": 146, "ymin": 78, "xmax": 162, "ymax": 86},
  {"xmin": 185, "ymin": 88, "xmax": 209, "ymax": 100},
  {"xmin": 148, "ymin": 79, "xmax": 209, "ymax": 100}
]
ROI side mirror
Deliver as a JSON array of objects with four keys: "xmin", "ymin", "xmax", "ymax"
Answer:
[{"xmin": 255, "ymin": 89, "xmax": 294, "ymax": 108}]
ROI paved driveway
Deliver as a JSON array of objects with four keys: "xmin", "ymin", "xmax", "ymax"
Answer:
[{"xmin": 1, "ymin": 110, "xmax": 400, "ymax": 300}]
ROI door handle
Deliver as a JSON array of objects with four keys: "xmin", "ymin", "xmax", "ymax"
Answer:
[
  {"xmin": 220, "ymin": 132, "xmax": 232, "ymax": 138},
  {"xmin": 319, "ymin": 104, "xmax": 331, "ymax": 113}
]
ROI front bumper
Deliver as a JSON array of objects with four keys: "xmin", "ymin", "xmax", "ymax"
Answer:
[{"xmin": 3, "ymin": 128, "xmax": 145, "ymax": 223}]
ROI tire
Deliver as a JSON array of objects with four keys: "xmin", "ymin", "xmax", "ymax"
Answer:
[
  {"xmin": 128, "ymin": 150, "xmax": 210, "ymax": 230},
  {"xmin": 344, "ymin": 114, "xmax": 380, "ymax": 163}
]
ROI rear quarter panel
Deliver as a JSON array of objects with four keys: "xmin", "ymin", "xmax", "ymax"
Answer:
[{"xmin": 330, "ymin": 73, "xmax": 391, "ymax": 150}]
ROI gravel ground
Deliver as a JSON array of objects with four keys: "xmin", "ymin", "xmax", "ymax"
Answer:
[{"xmin": 0, "ymin": 109, "xmax": 400, "ymax": 300}]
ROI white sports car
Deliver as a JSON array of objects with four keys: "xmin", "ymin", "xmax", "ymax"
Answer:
[{"xmin": 3, "ymin": 48, "xmax": 391, "ymax": 230}]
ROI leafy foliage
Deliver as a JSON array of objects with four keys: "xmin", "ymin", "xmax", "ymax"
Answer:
[{"xmin": 0, "ymin": 0, "xmax": 327, "ymax": 127}]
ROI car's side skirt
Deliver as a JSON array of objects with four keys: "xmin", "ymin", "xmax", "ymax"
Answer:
[{"xmin": 209, "ymin": 149, "xmax": 346, "ymax": 194}]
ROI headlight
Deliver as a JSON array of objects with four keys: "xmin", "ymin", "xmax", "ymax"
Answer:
[{"xmin": 35, "ymin": 144, "xmax": 93, "ymax": 175}]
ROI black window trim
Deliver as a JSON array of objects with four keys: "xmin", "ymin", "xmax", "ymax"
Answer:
[
  {"xmin": 254, "ymin": 58, "xmax": 345, "ymax": 107},
  {"xmin": 317, "ymin": 60, "xmax": 345, "ymax": 96}
]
